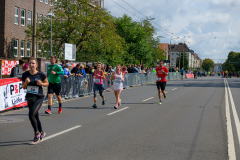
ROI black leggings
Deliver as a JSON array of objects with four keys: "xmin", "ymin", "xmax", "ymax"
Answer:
[{"xmin": 28, "ymin": 97, "xmax": 44, "ymax": 133}]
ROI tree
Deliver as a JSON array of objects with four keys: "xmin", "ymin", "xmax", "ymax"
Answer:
[
  {"xmin": 115, "ymin": 14, "xmax": 164, "ymax": 67},
  {"xmin": 222, "ymin": 51, "xmax": 240, "ymax": 72},
  {"xmin": 176, "ymin": 52, "xmax": 189, "ymax": 70},
  {"xmin": 25, "ymin": 0, "xmax": 125, "ymax": 64},
  {"xmin": 201, "ymin": 58, "xmax": 215, "ymax": 71}
]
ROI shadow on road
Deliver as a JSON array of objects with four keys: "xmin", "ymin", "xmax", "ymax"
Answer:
[{"xmin": 0, "ymin": 140, "xmax": 32, "ymax": 147}]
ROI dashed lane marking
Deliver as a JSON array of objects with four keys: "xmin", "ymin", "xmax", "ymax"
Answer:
[
  {"xmin": 29, "ymin": 125, "xmax": 82, "ymax": 145},
  {"xmin": 143, "ymin": 97, "xmax": 154, "ymax": 102},
  {"xmin": 107, "ymin": 107, "xmax": 129, "ymax": 116}
]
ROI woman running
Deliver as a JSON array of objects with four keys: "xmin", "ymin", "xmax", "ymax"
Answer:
[
  {"xmin": 92, "ymin": 62, "xmax": 106, "ymax": 108},
  {"xmin": 22, "ymin": 57, "xmax": 49, "ymax": 143},
  {"xmin": 111, "ymin": 65, "xmax": 124, "ymax": 109}
]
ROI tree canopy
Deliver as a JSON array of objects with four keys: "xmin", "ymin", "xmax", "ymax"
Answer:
[
  {"xmin": 222, "ymin": 51, "xmax": 240, "ymax": 72},
  {"xmin": 25, "ymin": 1, "xmax": 164, "ymax": 67},
  {"xmin": 201, "ymin": 58, "xmax": 215, "ymax": 71}
]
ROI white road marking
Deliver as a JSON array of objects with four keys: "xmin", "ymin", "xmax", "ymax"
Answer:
[
  {"xmin": 226, "ymin": 79, "xmax": 240, "ymax": 150},
  {"xmin": 30, "ymin": 125, "xmax": 82, "ymax": 145},
  {"xmin": 224, "ymin": 79, "xmax": 236, "ymax": 160},
  {"xmin": 143, "ymin": 97, "xmax": 154, "ymax": 102},
  {"xmin": 107, "ymin": 107, "xmax": 129, "ymax": 116},
  {"xmin": 172, "ymin": 88, "xmax": 177, "ymax": 90}
]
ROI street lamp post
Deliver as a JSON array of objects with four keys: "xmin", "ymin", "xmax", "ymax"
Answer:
[
  {"xmin": 47, "ymin": 9, "xmax": 54, "ymax": 57},
  {"xmin": 32, "ymin": 0, "xmax": 37, "ymax": 58}
]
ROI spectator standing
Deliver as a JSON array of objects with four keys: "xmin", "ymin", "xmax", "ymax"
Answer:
[
  {"xmin": 141, "ymin": 64, "xmax": 145, "ymax": 71},
  {"xmin": 23, "ymin": 63, "xmax": 29, "ymax": 72},
  {"xmin": 71, "ymin": 64, "xmax": 80, "ymax": 75},
  {"xmin": 10, "ymin": 59, "xmax": 25, "ymax": 78},
  {"xmin": 61, "ymin": 60, "xmax": 66, "ymax": 68},
  {"xmin": 85, "ymin": 61, "xmax": 90, "ymax": 73},
  {"xmin": 180, "ymin": 67, "xmax": 185, "ymax": 80}
]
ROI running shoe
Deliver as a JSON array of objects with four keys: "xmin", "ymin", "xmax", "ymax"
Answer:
[
  {"xmin": 118, "ymin": 100, "xmax": 121, "ymax": 106},
  {"xmin": 34, "ymin": 132, "xmax": 40, "ymax": 143},
  {"xmin": 114, "ymin": 105, "xmax": 118, "ymax": 109},
  {"xmin": 158, "ymin": 101, "xmax": 162, "ymax": 105},
  {"xmin": 164, "ymin": 95, "xmax": 167, "ymax": 99},
  {"xmin": 40, "ymin": 132, "xmax": 46, "ymax": 141},
  {"xmin": 92, "ymin": 104, "xmax": 97, "ymax": 108},
  {"xmin": 45, "ymin": 109, "xmax": 52, "ymax": 115},
  {"xmin": 58, "ymin": 107, "xmax": 62, "ymax": 114},
  {"xmin": 102, "ymin": 99, "xmax": 105, "ymax": 105}
]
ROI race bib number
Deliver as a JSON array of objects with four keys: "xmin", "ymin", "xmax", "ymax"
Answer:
[
  {"xmin": 27, "ymin": 85, "xmax": 39, "ymax": 95},
  {"xmin": 156, "ymin": 77, "xmax": 161, "ymax": 81},
  {"xmin": 114, "ymin": 80, "xmax": 121, "ymax": 83},
  {"xmin": 94, "ymin": 79, "xmax": 100, "ymax": 83}
]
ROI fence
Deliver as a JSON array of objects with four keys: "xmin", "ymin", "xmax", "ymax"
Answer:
[{"xmin": 50, "ymin": 72, "xmax": 186, "ymax": 100}]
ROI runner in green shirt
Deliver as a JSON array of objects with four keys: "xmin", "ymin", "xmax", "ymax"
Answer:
[{"xmin": 45, "ymin": 56, "xmax": 64, "ymax": 115}]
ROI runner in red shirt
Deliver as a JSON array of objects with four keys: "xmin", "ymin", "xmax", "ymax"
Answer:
[{"xmin": 156, "ymin": 60, "xmax": 169, "ymax": 104}]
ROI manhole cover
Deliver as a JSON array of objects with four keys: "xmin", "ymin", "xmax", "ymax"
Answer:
[{"xmin": 0, "ymin": 118, "xmax": 24, "ymax": 123}]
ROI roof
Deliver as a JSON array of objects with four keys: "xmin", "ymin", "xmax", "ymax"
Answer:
[{"xmin": 169, "ymin": 43, "xmax": 190, "ymax": 52}]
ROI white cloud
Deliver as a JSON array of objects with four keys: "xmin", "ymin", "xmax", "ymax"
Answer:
[{"xmin": 105, "ymin": 0, "xmax": 240, "ymax": 62}]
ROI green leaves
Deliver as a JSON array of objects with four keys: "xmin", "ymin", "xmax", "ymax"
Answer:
[
  {"xmin": 222, "ymin": 51, "xmax": 240, "ymax": 72},
  {"xmin": 201, "ymin": 58, "xmax": 215, "ymax": 71},
  {"xmin": 25, "ymin": 1, "xmax": 162, "ymax": 67}
]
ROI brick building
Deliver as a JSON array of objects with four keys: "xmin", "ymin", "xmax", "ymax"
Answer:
[{"xmin": 0, "ymin": 0, "xmax": 104, "ymax": 60}]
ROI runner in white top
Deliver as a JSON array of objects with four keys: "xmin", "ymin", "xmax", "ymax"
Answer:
[{"xmin": 111, "ymin": 65, "xmax": 124, "ymax": 109}]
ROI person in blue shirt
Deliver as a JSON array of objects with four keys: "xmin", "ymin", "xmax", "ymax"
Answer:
[
  {"xmin": 76, "ymin": 64, "xmax": 89, "ymax": 92},
  {"xmin": 180, "ymin": 67, "xmax": 185, "ymax": 80}
]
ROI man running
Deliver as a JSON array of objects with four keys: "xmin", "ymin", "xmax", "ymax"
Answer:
[
  {"xmin": 45, "ymin": 56, "xmax": 64, "ymax": 114},
  {"xmin": 156, "ymin": 60, "xmax": 169, "ymax": 104}
]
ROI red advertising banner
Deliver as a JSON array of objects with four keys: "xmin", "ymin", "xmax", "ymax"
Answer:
[
  {"xmin": 1, "ymin": 60, "xmax": 19, "ymax": 75},
  {"xmin": 72, "ymin": 63, "xmax": 78, "ymax": 68},
  {"xmin": 186, "ymin": 73, "xmax": 194, "ymax": 78}
]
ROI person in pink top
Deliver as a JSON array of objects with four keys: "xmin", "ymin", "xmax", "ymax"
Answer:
[
  {"xmin": 92, "ymin": 62, "xmax": 106, "ymax": 108},
  {"xmin": 111, "ymin": 65, "xmax": 125, "ymax": 109}
]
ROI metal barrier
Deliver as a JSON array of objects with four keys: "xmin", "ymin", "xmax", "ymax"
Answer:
[{"xmin": 43, "ymin": 72, "xmax": 186, "ymax": 102}]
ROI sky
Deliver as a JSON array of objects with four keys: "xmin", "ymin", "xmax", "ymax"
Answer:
[{"xmin": 104, "ymin": 0, "xmax": 240, "ymax": 63}]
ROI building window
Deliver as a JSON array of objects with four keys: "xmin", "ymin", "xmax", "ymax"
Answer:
[
  {"xmin": 28, "ymin": 11, "xmax": 32, "ymax": 25},
  {"xmin": 172, "ymin": 53, "xmax": 174, "ymax": 55},
  {"xmin": 50, "ymin": 0, "xmax": 53, "ymax": 6},
  {"xmin": 15, "ymin": 7, "xmax": 19, "ymax": 25},
  {"xmin": 21, "ymin": 9, "xmax": 26, "ymax": 26},
  {"xmin": 21, "ymin": 41, "xmax": 25, "ymax": 57},
  {"xmin": 176, "ymin": 53, "xmax": 179, "ymax": 55},
  {"xmin": 39, "ymin": 14, "xmax": 43, "ymax": 27},
  {"xmin": 14, "ymin": 40, "xmax": 18, "ymax": 57},
  {"xmin": 172, "ymin": 58, "xmax": 174, "ymax": 61},
  {"xmin": 27, "ymin": 41, "xmax": 31, "ymax": 57},
  {"xmin": 40, "ymin": 0, "xmax": 43, "ymax": 2},
  {"xmin": 45, "ymin": 0, "xmax": 48, "ymax": 4}
]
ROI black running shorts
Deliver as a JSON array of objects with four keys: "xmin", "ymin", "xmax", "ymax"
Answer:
[
  {"xmin": 156, "ymin": 82, "xmax": 166, "ymax": 91},
  {"xmin": 48, "ymin": 83, "xmax": 61, "ymax": 95}
]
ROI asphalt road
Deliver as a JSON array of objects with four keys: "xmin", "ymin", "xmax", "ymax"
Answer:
[{"xmin": 0, "ymin": 76, "xmax": 240, "ymax": 160}]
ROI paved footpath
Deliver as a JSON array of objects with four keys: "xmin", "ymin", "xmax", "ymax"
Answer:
[{"xmin": 0, "ymin": 77, "xmax": 240, "ymax": 160}]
